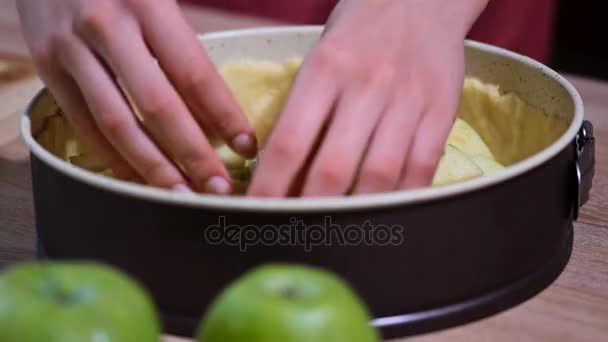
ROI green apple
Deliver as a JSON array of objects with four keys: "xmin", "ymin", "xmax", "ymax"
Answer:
[
  {"xmin": 0, "ymin": 261, "xmax": 160, "ymax": 342},
  {"xmin": 197, "ymin": 264, "xmax": 379, "ymax": 342}
]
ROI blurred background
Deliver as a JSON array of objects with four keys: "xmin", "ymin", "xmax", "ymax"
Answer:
[
  {"xmin": 184, "ymin": 0, "xmax": 605, "ymax": 81},
  {"xmin": 0, "ymin": 0, "xmax": 605, "ymax": 162},
  {"xmin": 553, "ymin": 1, "xmax": 606, "ymax": 80}
]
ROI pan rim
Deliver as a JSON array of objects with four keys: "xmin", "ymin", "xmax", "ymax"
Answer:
[{"xmin": 20, "ymin": 26, "xmax": 584, "ymax": 213}]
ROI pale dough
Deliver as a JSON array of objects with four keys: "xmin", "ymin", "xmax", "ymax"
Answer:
[
  {"xmin": 35, "ymin": 57, "xmax": 570, "ymax": 191},
  {"xmin": 456, "ymin": 78, "xmax": 569, "ymax": 165}
]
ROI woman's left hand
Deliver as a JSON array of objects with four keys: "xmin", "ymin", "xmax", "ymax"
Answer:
[{"xmin": 248, "ymin": 0, "xmax": 488, "ymax": 197}]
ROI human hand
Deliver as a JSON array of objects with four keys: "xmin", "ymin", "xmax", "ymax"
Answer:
[
  {"xmin": 18, "ymin": 0, "xmax": 257, "ymax": 194},
  {"xmin": 248, "ymin": 0, "xmax": 488, "ymax": 197}
]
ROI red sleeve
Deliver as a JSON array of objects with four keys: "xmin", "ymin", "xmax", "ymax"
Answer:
[
  {"xmin": 182, "ymin": 0, "xmax": 337, "ymax": 24},
  {"xmin": 468, "ymin": 0, "xmax": 558, "ymax": 64},
  {"xmin": 183, "ymin": 0, "xmax": 557, "ymax": 63}
]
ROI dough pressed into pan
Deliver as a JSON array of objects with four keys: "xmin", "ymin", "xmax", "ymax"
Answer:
[{"xmin": 35, "ymin": 58, "xmax": 569, "ymax": 193}]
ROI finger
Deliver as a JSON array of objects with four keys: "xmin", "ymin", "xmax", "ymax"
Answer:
[
  {"xmin": 38, "ymin": 65, "xmax": 138, "ymax": 181},
  {"xmin": 285, "ymin": 125, "xmax": 327, "ymax": 197},
  {"xmin": 399, "ymin": 60, "xmax": 464, "ymax": 190},
  {"xmin": 399, "ymin": 104, "xmax": 456, "ymax": 190},
  {"xmin": 247, "ymin": 57, "xmax": 339, "ymax": 197},
  {"xmin": 55, "ymin": 33, "xmax": 190, "ymax": 190},
  {"xmin": 132, "ymin": 0, "xmax": 257, "ymax": 157},
  {"xmin": 351, "ymin": 96, "xmax": 425, "ymax": 194},
  {"xmin": 300, "ymin": 85, "xmax": 388, "ymax": 196},
  {"xmin": 77, "ymin": 22, "xmax": 232, "ymax": 194}
]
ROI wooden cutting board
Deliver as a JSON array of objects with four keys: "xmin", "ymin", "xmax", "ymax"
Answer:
[{"xmin": 0, "ymin": 54, "xmax": 43, "ymax": 160}]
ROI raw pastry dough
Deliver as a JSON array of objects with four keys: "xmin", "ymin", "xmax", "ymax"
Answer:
[
  {"xmin": 456, "ymin": 78, "xmax": 568, "ymax": 165},
  {"xmin": 34, "ymin": 57, "xmax": 570, "ymax": 192}
]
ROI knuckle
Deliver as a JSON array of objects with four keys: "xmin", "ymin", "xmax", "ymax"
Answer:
[
  {"xmin": 311, "ymin": 45, "xmax": 334, "ymax": 69},
  {"xmin": 30, "ymin": 42, "xmax": 54, "ymax": 69},
  {"xmin": 96, "ymin": 111, "xmax": 128, "ymax": 136},
  {"xmin": 186, "ymin": 72, "xmax": 209, "ymax": 100},
  {"xmin": 49, "ymin": 29, "xmax": 74, "ymax": 52},
  {"xmin": 311, "ymin": 38, "xmax": 349, "ymax": 70},
  {"xmin": 141, "ymin": 160, "xmax": 178, "ymax": 186},
  {"xmin": 139, "ymin": 94, "xmax": 175, "ymax": 122},
  {"xmin": 314, "ymin": 37, "xmax": 393, "ymax": 88},
  {"xmin": 183, "ymin": 58, "xmax": 212, "ymax": 94},
  {"xmin": 412, "ymin": 154, "xmax": 439, "ymax": 176},
  {"xmin": 181, "ymin": 151, "xmax": 210, "ymax": 170},
  {"xmin": 48, "ymin": 29, "xmax": 79, "ymax": 66},
  {"xmin": 315, "ymin": 157, "xmax": 349, "ymax": 188},
  {"xmin": 74, "ymin": 3, "xmax": 117, "ymax": 41},
  {"xmin": 352, "ymin": 59, "xmax": 395, "ymax": 90},
  {"xmin": 181, "ymin": 153, "xmax": 219, "ymax": 185},
  {"xmin": 269, "ymin": 136, "xmax": 306, "ymax": 163},
  {"xmin": 359, "ymin": 160, "xmax": 401, "ymax": 189},
  {"xmin": 368, "ymin": 62, "xmax": 394, "ymax": 86}
]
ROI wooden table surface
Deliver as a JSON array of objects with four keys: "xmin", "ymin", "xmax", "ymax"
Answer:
[{"xmin": 0, "ymin": 0, "xmax": 606, "ymax": 341}]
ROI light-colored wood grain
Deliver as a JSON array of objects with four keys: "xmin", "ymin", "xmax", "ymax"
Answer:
[
  {"xmin": 0, "ymin": 73, "xmax": 41, "ymax": 136},
  {"xmin": 0, "ymin": 159, "xmax": 35, "ymax": 268},
  {"xmin": 0, "ymin": 1, "xmax": 607, "ymax": 341},
  {"xmin": 0, "ymin": 73, "xmax": 42, "ymax": 160},
  {"xmin": 0, "ymin": 137, "xmax": 28, "ymax": 160}
]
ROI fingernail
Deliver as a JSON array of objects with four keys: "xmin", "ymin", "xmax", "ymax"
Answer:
[
  {"xmin": 206, "ymin": 176, "xmax": 232, "ymax": 195},
  {"xmin": 172, "ymin": 184, "xmax": 193, "ymax": 193},
  {"xmin": 232, "ymin": 133, "xmax": 256, "ymax": 155}
]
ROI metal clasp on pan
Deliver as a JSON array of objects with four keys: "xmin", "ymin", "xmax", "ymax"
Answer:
[{"xmin": 573, "ymin": 120, "xmax": 595, "ymax": 220}]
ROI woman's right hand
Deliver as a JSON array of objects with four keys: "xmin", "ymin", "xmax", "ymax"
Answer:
[{"xmin": 17, "ymin": 0, "xmax": 257, "ymax": 194}]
